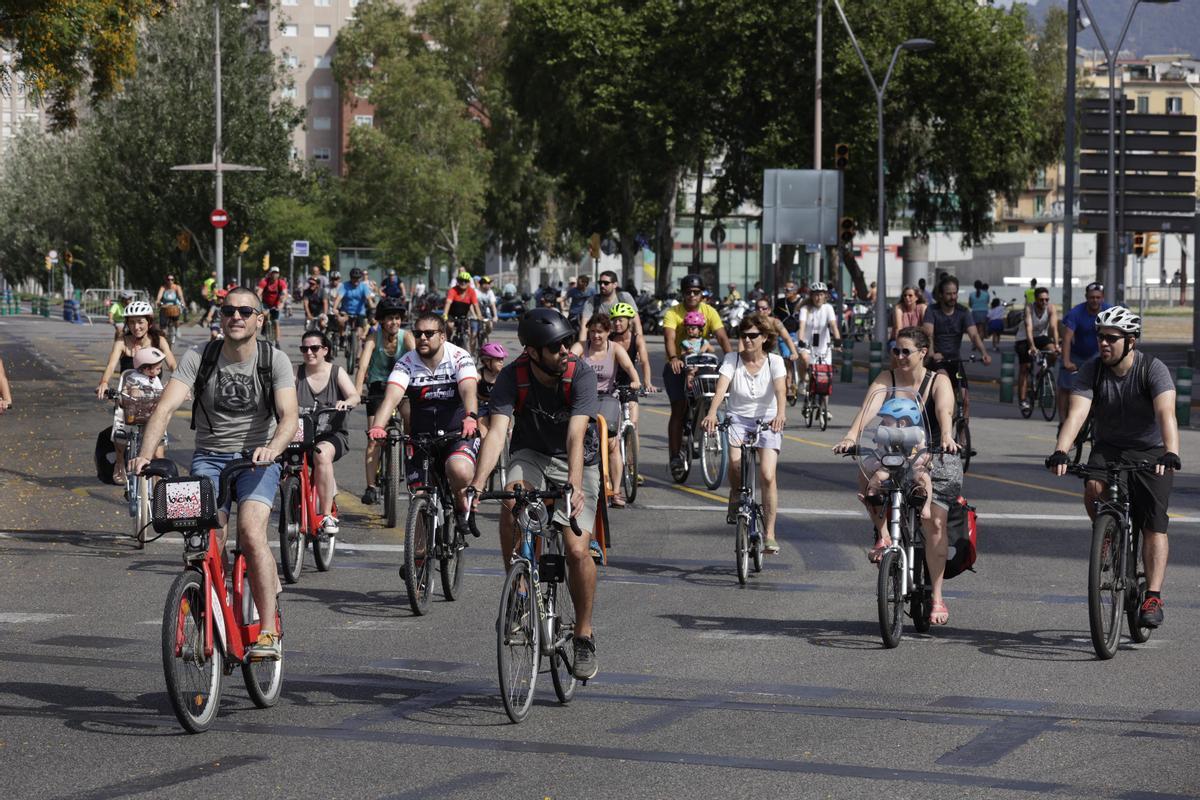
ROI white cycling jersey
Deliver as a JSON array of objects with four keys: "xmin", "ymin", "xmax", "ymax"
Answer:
[{"xmin": 798, "ymin": 304, "xmax": 837, "ymax": 360}]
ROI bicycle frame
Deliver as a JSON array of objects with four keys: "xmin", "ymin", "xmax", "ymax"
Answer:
[{"xmin": 177, "ymin": 529, "xmax": 269, "ymax": 665}]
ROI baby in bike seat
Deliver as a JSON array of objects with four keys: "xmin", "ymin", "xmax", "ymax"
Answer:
[
  {"xmin": 862, "ymin": 397, "xmax": 933, "ymax": 520},
  {"xmin": 680, "ymin": 311, "xmax": 714, "ymax": 392}
]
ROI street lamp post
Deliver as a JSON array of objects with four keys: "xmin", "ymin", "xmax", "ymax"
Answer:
[
  {"xmin": 831, "ymin": 2, "xmax": 933, "ymax": 341},
  {"xmin": 1076, "ymin": 0, "xmax": 1180, "ymax": 305}
]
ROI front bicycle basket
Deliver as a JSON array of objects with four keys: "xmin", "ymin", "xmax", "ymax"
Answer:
[
  {"xmin": 116, "ymin": 370, "xmax": 162, "ymax": 425},
  {"xmin": 288, "ymin": 412, "xmax": 315, "ymax": 452},
  {"xmin": 152, "ymin": 476, "xmax": 218, "ymax": 534}
]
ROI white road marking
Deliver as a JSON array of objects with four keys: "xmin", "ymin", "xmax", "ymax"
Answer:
[
  {"xmin": 635, "ymin": 506, "xmax": 1200, "ymax": 524},
  {"xmin": 0, "ymin": 612, "xmax": 72, "ymax": 624}
]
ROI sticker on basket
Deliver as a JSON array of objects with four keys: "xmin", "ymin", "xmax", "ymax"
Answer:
[
  {"xmin": 165, "ymin": 480, "xmax": 203, "ymax": 519},
  {"xmin": 292, "ymin": 418, "xmax": 308, "ymax": 444}
]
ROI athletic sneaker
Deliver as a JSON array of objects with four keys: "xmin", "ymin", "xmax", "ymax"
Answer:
[
  {"xmin": 1139, "ymin": 596, "xmax": 1164, "ymax": 628},
  {"xmin": 669, "ymin": 455, "xmax": 685, "ymax": 475},
  {"xmin": 320, "ymin": 515, "xmax": 340, "ymax": 535},
  {"xmin": 361, "ymin": 486, "xmax": 379, "ymax": 505},
  {"xmin": 1020, "ymin": 399, "xmax": 1031, "ymax": 413},
  {"xmin": 589, "ymin": 539, "xmax": 603, "ymax": 561},
  {"xmin": 572, "ymin": 634, "xmax": 598, "ymax": 680},
  {"xmin": 248, "ymin": 631, "xmax": 281, "ymax": 660}
]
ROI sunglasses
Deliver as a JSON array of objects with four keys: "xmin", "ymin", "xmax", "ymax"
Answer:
[
  {"xmin": 299, "ymin": 344, "xmax": 325, "ymax": 354},
  {"xmin": 685, "ymin": 289, "xmax": 703, "ymax": 296},
  {"xmin": 220, "ymin": 305, "xmax": 260, "ymax": 318},
  {"xmin": 742, "ymin": 331, "xmax": 762, "ymax": 340},
  {"xmin": 1098, "ymin": 333, "xmax": 1126, "ymax": 344},
  {"xmin": 598, "ymin": 280, "xmax": 614, "ymax": 286},
  {"xmin": 891, "ymin": 346, "xmax": 919, "ymax": 357},
  {"xmin": 543, "ymin": 338, "xmax": 573, "ymax": 353},
  {"xmin": 414, "ymin": 329, "xmax": 441, "ymax": 339}
]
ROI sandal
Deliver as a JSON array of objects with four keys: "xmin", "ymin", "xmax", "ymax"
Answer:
[
  {"xmin": 609, "ymin": 492, "xmax": 626, "ymax": 508},
  {"xmin": 764, "ymin": 538, "xmax": 780, "ymax": 554},
  {"xmin": 867, "ymin": 538, "xmax": 891, "ymax": 564},
  {"xmin": 930, "ymin": 600, "xmax": 949, "ymax": 626}
]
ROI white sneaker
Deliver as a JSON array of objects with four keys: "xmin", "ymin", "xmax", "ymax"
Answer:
[{"xmin": 320, "ymin": 515, "xmax": 340, "ymax": 535}]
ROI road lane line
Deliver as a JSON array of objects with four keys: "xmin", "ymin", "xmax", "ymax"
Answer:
[{"xmin": 632, "ymin": 507, "xmax": 1200, "ymax": 524}]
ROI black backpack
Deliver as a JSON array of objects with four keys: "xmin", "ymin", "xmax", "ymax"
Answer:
[{"xmin": 190, "ymin": 339, "xmax": 278, "ymax": 432}]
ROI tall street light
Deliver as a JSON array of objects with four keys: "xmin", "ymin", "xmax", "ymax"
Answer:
[
  {"xmin": 1076, "ymin": 0, "xmax": 1180, "ymax": 305},
  {"xmin": 172, "ymin": 2, "xmax": 263, "ymax": 290},
  {"xmin": 832, "ymin": 1, "xmax": 934, "ymax": 340}
]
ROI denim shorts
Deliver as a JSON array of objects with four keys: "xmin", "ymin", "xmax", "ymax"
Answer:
[{"xmin": 191, "ymin": 450, "xmax": 282, "ymax": 514}]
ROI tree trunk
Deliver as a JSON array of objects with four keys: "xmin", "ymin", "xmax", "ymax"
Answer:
[
  {"xmin": 655, "ymin": 170, "xmax": 681, "ymax": 296},
  {"xmin": 841, "ymin": 244, "xmax": 869, "ymax": 300},
  {"xmin": 620, "ymin": 235, "xmax": 637, "ymax": 289}
]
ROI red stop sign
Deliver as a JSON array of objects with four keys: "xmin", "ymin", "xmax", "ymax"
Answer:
[{"xmin": 210, "ymin": 208, "xmax": 229, "ymax": 228}]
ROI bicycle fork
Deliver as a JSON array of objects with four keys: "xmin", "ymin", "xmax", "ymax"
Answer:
[{"xmin": 887, "ymin": 490, "xmax": 912, "ymax": 597}]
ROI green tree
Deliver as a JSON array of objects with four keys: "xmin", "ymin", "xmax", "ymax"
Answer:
[
  {"xmin": 0, "ymin": 0, "xmax": 172, "ymax": 129},
  {"xmin": 334, "ymin": 0, "xmax": 491, "ymax": 274}
]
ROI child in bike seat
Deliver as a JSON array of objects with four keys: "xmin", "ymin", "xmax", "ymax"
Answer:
[
  {"xmin": 111, "ymin": 347, "xmax": 166, "ymax": 484},
  {"xmin": 680, "ymin": 311, "xmax": 713, "ymax": 392},
  {"xmin": 861, "ymin": 397, "xmax": 933, "ymax": 520}
]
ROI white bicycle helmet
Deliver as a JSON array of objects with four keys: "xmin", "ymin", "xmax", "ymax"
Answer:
[
  {"xmin": 809, "ymin": 281, "xmax": 828, "ymax": 293},
  {"xmin": 124, "ymin": 300, "xmax": 154, "ymax": 318},
  {"xmin": 1095, "ymin": 306, "xmax": 1141, "ymax": 337}
]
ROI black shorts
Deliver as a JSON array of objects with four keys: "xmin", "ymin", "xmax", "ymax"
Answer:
[
  {"xmin": 1088, "ymin": 444, "xmax": 1174, "ymax": 533},
  {"xmin": 1015, "ymin": 336, "xmax": 1051, "ymax": 365},
  {"xmin": 315, "ymin": 432, "xmax": 349, "ymax": 462},
  {"xmin": 934, "ymin": 359, "xmax": 970, "ymax": 395},
  {"xmin": 406, "ymin": 437, "xmax": 479, "ymax": 486},
  {"xmin": 365, "ymin": 381, "xmax": 389, "ymax": 418}
]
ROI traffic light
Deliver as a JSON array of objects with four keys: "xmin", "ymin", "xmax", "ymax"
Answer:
[
  {"xmin": 1145, "ymin": 233, "xmax": 1159, "ymax": 258},
  {"xmin": 177, "ymin": 231, "xmax": 191, "ymax": 252},
  {"xmin": 238, "ymin": 235, "xmax": 250, "ymax": 254},
  {"xmin": 64, "ymin": 250, "xmax": 73, "ymax": 268},
  {"xmin": 840, "ymin": 217, "xmax": 856, "ymax": 244},
  {"xmin": 44, "ymin": 255, "xmax": 51, "ymax": 271},
  {"xmin": 262, "ymin": 253, "xmax": 270, "ymax": 272},
  {"xmin": 588, "ymin": 233, "xmax": 601, "ymax": 260},
  {"xmin": 1133, "ymin": 233, "xmax": 1146, "ymax": 258},
  {"xmin": 322, "ymin": 254, "xmax": 331, "ymax": 272},
  {"xmin": 834, "ymin": 143, "xmax": 850, "ymax": 170}
]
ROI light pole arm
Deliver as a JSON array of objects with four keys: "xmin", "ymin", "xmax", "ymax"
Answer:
[
  {"xmin": 881, "ymin": 45, "xmax": 905, "ymax": 97},
  {"xmin": 830, "ymin": 0, "xmax": 880, "ymax": 95}
]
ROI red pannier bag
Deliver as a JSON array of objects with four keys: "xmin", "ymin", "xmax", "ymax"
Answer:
[
  {"xmin": 810, "ymin": 363, "xmax": 834, "ymax": 396},
  {"xmin": 943, "ymin": 496, "xmax": 978, "ymax": 579}
]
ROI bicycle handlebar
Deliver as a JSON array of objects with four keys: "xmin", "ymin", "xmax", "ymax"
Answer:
[
  {"xmin": 464, "ymin": 485, "xmax": 583, "ymax": 537},
  {"xmin": 1065, "ymin": 461, "xmax": 1157, "ymax": 480}
]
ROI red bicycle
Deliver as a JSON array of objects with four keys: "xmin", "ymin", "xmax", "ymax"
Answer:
[
  {"xmin": 279, "ymin": 406, "xmax": 342, "ymax": 583},
  {"xmin": 143, "ymin": 456, "xmax": 284, "ymax": 734}
]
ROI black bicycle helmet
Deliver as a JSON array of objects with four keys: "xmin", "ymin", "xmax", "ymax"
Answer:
[
  {"xmin": 680, "ymin": 273, "xmax": 704, "ymax": 292},
  {"xmin": 518, "ymin": 308, "xmax": 575, "ymax": 348},
  {"xmin": 376, "ymin": 297, "xmax": 405, "ymax": 318},
  {"xmin": 349, "ymin": 267, "xmax": 363, "ymax": 280}
]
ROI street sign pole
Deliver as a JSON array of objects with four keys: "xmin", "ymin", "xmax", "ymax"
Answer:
[{"xmin": 1063, "ymin": 0, "xmax": 1078, "ymax": 311}]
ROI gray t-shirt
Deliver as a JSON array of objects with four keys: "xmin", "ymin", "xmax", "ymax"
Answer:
[
  {"xmin": 173, "ymin": 344, "xmax": 295, "ymax": 452},
  {"xmin": 589, "ymin": 290, "xmax": 636, "ymax": 321},
  {"xmin": 923, "ymin": 303, "xmax": 975, "ymax": 361},
  {"xmin": 1073, "ymin": 351, "xmax": 1173, "ymax": 450},
  {"xmin": 489, "ymin": 358, "xmax": 600, "ymax": 462}
]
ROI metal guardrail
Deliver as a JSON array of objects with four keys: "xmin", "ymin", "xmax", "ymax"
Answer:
[{"xmin": 81, "ymin": 288, "xmax": 150, "ymax": 325}]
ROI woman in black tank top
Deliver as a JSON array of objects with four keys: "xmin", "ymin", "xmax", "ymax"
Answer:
[{"xmin": 833, "ymin": 326, "xmax": 963, "ymax": 627}]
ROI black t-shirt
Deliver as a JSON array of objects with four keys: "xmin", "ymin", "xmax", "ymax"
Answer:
[
  {"xmin": 302, "ymin": 288, "xmax": 323, "ymax": 314},
  {"xmin": 489, "ymin": 358, "xmax": 601, "ymax": 462},
  {"xmin": 923, "ymin": 303, "xmax": 974, "ymax": 361},
  {"xmin": 773, "ymin": 295, "xmax": 803, "ymax": 320}
]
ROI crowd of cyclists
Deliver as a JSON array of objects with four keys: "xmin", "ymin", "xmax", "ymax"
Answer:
[{"xmin": 88, "ymin": 263, "xmax": 1183, "ymax": 681}]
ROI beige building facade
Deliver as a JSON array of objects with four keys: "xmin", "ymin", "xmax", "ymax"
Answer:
[
  {"xmin": 0, "ymin": 48, "xmax": 52, "ymax": 168},
  {"xmin": 269, "ymin": 0, "xmax": 416, "ymax": 174}
]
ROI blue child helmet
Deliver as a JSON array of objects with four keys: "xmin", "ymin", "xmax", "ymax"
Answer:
[{"xmin": 878, "ymin": 397, "xmax": 922, "ymax": 427}]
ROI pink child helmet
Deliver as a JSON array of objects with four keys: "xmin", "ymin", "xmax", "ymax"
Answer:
[
  {"xmin": 480, "ymin": 342, "xmax": 508, "ymax": 359},
  {"xmin": 683, "ymin": 310, "xmax": 705, "ymax": 328},
  {"xmin": 133, "ymin": 347, "xmax": 166, "ymax": 369}
]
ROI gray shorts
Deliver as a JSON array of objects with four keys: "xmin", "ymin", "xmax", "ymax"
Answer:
[
  {"xmin": 928, "ymin": 452, "xmax": 963, "ymax": 510},
  {"xmin": 596, "ymin": 396, "xmax": 621, "ymax": 435},
  {"xmin": 507, "ymin": 448, "xmax": 600, "ymax": 534}
]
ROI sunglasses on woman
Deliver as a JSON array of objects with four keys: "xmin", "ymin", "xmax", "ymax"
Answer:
[
  {"xmin": 299, "ymin": 344, "xmax": 325, "ymax": 353},
  {"xmin": 742, "ymin": 331, "xmax": 762, "ymax": 340},
  {"xmin": 891, "ymin": 346, "xmax": 919, "ymax": 357},
  {"xmin": 220, "ymin": 305, "xmax": 260, "ymax": 318}
]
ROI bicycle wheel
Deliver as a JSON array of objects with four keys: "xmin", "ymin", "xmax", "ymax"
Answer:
[
  {"xmin": 700, "ymin": 425, "xmax": 727, "ymax": 490},
  {"xmin": 1039, "ymin": 372, "xmax": 1057, "ymax": 421},
  {"xmin": 497, "ymin": 560, "xmax": 539, "ymax": 724},
  {"xmin": 312, "ymin": 503, "xmax": 336, "ymax": 572},
  {"xmin": 751, "ymin": 509, "xmax": 764, "ymax": 573},
  {"xmin": 735, "ymin": 515, "xmax": 749, "ymax": 585},
  {"xmin": 135, "ymin": 475, "xmax": 151, "ymax": 549},
  {"xmin": 439, "ymin": 516, "xmax": 465, "ymax": 601},
  {"xmin": 162, "ymin": 570, "xmax": 223, "ymax": 733},
  {"xmin": 955, "ymin": 417, "xmax": 972, "ymax": 472},
  {"xmin": 1019, "ymin": 376, "xmax": 1034, "ymax": 419},
  {"xmin": 911, "ymin": 546, "xmax": 931, "ymax": 633},
  {"xmin": 403, "ymin": 495, "xmax": 435, "ymax": 615},
  {"xmin": 621, "ymin": 426, "xmax": 639, "ymax": 504},
  {"xmin": 1088, "ymin": 513, "xmax": 1125, "ymax": 660},
  {"xmin": 819, "ymin": 395, "xmax": 829, "ymax": 432},
  {"xmin": 384, "ymin": 438, "xmax": 402, "ymax": 528},
  {"xmin": 804, "ymin": 396, "xmax": 815, "ymax": 428},
  {"xmin": 1126, "ymin": 560, "xmax": 1152, "ymax": 645},
  {"xmin": 242, "ymin": 614, "xmax": 283, "ymax": 709},
  {"xmin": 547, "ymin": 580, "xmax": 577, "ymax": 704},
  {"xmin": 278, "ymin": 477, "xmax": 304, "ymax": 584},
  {"xmin": 877, "ymin": 549, "xmax": 904, "ymax": 648}
]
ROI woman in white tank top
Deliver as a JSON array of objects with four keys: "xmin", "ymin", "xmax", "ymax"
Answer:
[
  {"xmin": 1015, "ymin": 288, "xmax": 1060, "ymax": 410},
  {"xmin": 576, "ymin": 314, "xmax": 641, "ymax": 505}
]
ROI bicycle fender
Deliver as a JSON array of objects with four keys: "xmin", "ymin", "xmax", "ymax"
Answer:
[{"xmin": 208, "ymin": 583, "xmax": 229, "ymax": 658}]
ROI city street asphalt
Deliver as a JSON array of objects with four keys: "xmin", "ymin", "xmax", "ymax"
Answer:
[{"xmin": 1, "ymin": 311, "xmax": 1198, "ymax": 799}]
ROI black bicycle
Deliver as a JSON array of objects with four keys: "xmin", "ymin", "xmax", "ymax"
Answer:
[
  {"xmin": 670, "ymin": 353, "xmax": 726, "ymax": 488},
  {"xmin": 941, "ymin": 355, "xmax": 977, "ymax": 472},
  {"xmin": 379, "ymin": 409, "xmax": 405, "ymax": 529},
  {"xmin": 718, "ymin": 418, "xmax": 770, "ymax": 584},
  {"xmin": 1065, "ymin": 461, "xmax": 1158, "ymax": 660},
  {"xmin": 400, "ymin": 431, "xmax": 475, "ymax": 615},
  {"xmin": 1021, "ymin": 348, "xmax": 1057, "ymax": 421}
]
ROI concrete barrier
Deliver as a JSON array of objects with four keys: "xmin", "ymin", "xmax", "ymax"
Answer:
[
  {"xmin": 841, "ymin": 341, "xmax": 854, "ymax": 382},
  {"xmin": 868, "ymin": 341, "xmax": 883, "ymax": 383},
  {"xmin": 999, "ymin": 351, "xmax": 1015, "ymax": 403},
  {"xmin": 1176, "ymin": 365, "xmax": 1192, "ymax": 427}
]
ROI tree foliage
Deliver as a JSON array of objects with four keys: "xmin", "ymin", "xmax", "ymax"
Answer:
[
  {"xmin": 0, "ymin": 0, "xmax": 171, "ymax": 129},
  {"xmin": 0, "ymin": 0, "xmax": 300, "ymax": 294}
]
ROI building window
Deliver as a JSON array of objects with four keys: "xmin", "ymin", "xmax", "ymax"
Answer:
[
  {"xmin": 1136, "ymin": 95, "xmax": 1149, "ymax": 114},
  {"xmin": 314, "ymin": 148, "xmax": 332, "ymax": 162},
  {"xmin": 315, "ymin": 0, "xmax": 331, "ymax": 6},
  {"xmin": 315, "ymin": 55, "xmax": 331, "ymax": 69},
  {"xmin": 283, "ymin": 23, "xmax": 298, "ymax": 37},
  {"xmin": 281, "ymin": 0, "xmax": 297, "ymax": 5},
  {"xmin": 314, "ymin": 25, "xmax": 331, "ymax": 38},
  {"xmin": 281, "ymin": 86, "xmax": 297, "ymax": 100},
  {"xmin": 290, "ymin": 146, "xmax": 300, "ymax": 160},
  {"xmin": 1034, "ymin": 195, "xmax": 1045, "ymax": 215},
  {"xmin": 1166, "ymin": 96, "xmax": 1183, "ymax": 114},
  {"xmin": 354, "ymin": 114, "xmax": 373, "ymax": 126},
  {"xmin": 283, "ymin": 53, "xmax": 298, "ymax": 68},
  {"xmin": 312, "ymin": 116, "xmax": 332, "ymax": 130},
  {"xmin": 313, "ymin": 85, "xmax": 333, "ymax": 99}
]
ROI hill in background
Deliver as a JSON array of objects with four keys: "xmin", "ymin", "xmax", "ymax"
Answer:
[{"xmin": 1024, "ymin": 0, "xmax": 1198, "ymax": 57}]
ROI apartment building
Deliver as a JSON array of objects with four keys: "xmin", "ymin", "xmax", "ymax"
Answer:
[
  {"xmin": 270, "ymin": 0, "xmax": 416, "ymax": 174},
  {"xmin": 0, "ymin": 49, "xmax": 51, "ymax": 168}
]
